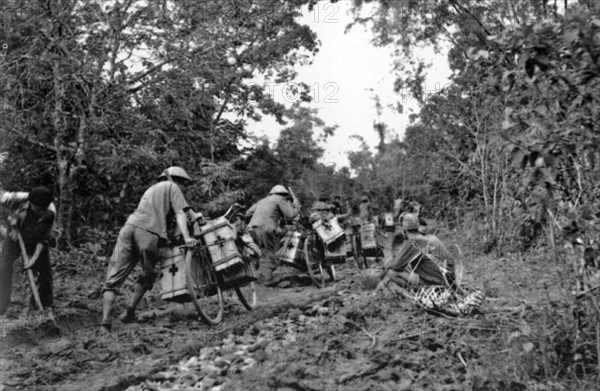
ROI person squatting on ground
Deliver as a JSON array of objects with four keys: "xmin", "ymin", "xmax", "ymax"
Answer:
[
  {"xmin": 245, "ymin": 185, "xmax": 300, "ymax": 284},
  {"xmin": 379, "ymin": 213, "xmax": 455, "ymax": 289},
  {"xmin": 100, "ymin": 167, "xmax": 203, "ymax": 331},
  {"xmin": 0, "ymin": 187, "xmax": 56, "ymax": 317},
  {"xmin": 378, "ymin": 213, "xmax": 485, "ymax": 315}
]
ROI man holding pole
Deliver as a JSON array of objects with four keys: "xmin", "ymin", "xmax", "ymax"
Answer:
[{"xmin": 0, "ymin": 187, "xmax": 56, "ymax": 318}]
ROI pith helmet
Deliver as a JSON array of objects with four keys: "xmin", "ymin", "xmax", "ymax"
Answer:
[
  {"xmin": 159, "ymin": 166, "xmax": 192, "ymax": 182},
  {"xmin": 269, "ymin": 185, "xmax": 289, "ymax": 195},
  {"xmin": 401, "ymin": 213, "xmax": 419, "ymax": 231}
]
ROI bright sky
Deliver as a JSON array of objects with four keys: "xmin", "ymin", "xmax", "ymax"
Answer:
[{"xmin": 246, "ymin": 1, "xmax": 452, "ymax": 168}]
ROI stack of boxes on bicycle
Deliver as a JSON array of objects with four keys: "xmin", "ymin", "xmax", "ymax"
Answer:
[
  {"xmin": 197, "ymin": 216, "xmax": 258, "ymax": 289},
  {"xmin": 157, "ymin": 246, "xmax": 189, "ymax": 302},
  {"xmin": 158, "ymin": 216, "xmax": 257, "ymax": 302},
  {"xmin": 277, "ymin": 230, "xmax": 302, "ymax": 265},
  {"xmin": 359, "ymin": 222, "xmax": 377, "ymax": 256},
  {"xmin": 384, "ymin": 212, "xmax": 395, "ymax": 232},
  {"xmin": 310, "ymin": 201, "xmax": 346, "ymax": 264}
]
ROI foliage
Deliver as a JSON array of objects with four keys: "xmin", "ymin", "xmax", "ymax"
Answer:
[
  {"xmin": 0, "ymin": 0, "xmax": 325, "ymax": 244},
  {"xmin": 350, "ymin": 0, "xmax": 600, "ymax": 378}
]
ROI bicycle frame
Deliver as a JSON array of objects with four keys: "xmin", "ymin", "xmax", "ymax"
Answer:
[{"xmin": 159, "ymin": 203, "xmax": 258, "ymax": 325}]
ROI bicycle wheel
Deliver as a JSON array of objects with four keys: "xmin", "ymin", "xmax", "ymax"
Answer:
[
  {"xmin": 184, "ymin": 248, "xmax": 224, "ymax": 325},
  {"xmin": 303, "ymin": 235, "xmax": 326, "ymax": 288},
  {"xmin": 235, "ymin": 281, "xmax": 257, "ymax": 310}
]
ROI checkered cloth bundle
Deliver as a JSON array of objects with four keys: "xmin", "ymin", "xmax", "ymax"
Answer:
[{"xmin": 410, "ymin": 285, "xmax": 485, "ymax": 316}]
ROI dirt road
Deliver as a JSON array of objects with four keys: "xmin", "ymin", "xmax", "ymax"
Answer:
[{"xmin": 0, "ymin": 238, "xmax": 583, "ymax": 391}]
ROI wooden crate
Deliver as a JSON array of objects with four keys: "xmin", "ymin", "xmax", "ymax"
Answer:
[
  {"xmin": 324, "ymin": 241, "xmax": 347, "ymax": 264},
  {"xmin": 198, "ymin": 217, "xmax": 244, "ymax": 272},
  {"xmin": 360, "ymin": 223, "xmax": 377, "ymax": 250},
  {"xmin": 277, "ymin": 230, "xmax": 302, "ymax": 265},
  {"xmin": 158, "ymin": 247, "xmax": 190, "ymax": 302},
  {"xmin": 312, "ymin": 218, "xmax": 345, "ymax": 249},
  {"xmin": 217, "ymin": 260, "xmax": 258, "ymax": 290}
]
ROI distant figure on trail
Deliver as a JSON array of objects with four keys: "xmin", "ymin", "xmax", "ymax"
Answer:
[
  {"xmin": 331, "ymin": 196, "xmax": 344, "ymax": 215},
  {"xmin": 393, "ymin": 196, "xmax": 404, "ymax": 221},
  {"xmin": 245, "ymin": 185, "xmax": 300, "ymax": 285},
  {"xmin": 0, "ymin": 187, "xmax": 56, "ymax": 318},
  {"xmin": 100, "ymin": 166, "xmax": 202, "ymax": 332},
  {"xmin": 401, "ymin": 200, "xmax": 428, "ymax": 234},
  {"xmin": 358, "ymin": 195, "xmax": 372, "ymax": 222}
]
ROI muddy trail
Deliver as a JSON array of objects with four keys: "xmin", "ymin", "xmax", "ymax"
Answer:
[{"xmin": 0, "ymin": 235, "xmax": 587, "ymax": 391}]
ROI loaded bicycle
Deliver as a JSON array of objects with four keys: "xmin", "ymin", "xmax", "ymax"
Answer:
[
  {"xmin": 343, "ymin": 218, "xmax": 382, "ymax": 270},
  {"xmin": 157, "ymin": 203, "xmax": 259, "ymax": 325},
  {"xmin": 276, "ymin": 214, "xmax": 347, "ymax": 288}
]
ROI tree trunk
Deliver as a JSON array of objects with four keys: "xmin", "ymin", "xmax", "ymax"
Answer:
[{"xmin": 52, "ymin": 59, "xmax": 71, "ymax": 245}]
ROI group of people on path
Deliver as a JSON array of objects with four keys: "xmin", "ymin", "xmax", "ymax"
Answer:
[{"xmin": 0, "ymin": 166, "xmax": 478, "ymax": 331}]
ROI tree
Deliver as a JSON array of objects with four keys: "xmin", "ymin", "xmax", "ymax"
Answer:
[
  {"xmin": 1, "ymin": 0, "xmax": 321, "ymax": 243},
  {"xmin": 350, "ymin": 0, "xmax": 600, "ymax": 376}
]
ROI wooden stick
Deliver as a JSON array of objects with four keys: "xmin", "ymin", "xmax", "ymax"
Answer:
[
  {"xmin": 362, "ymin": 326, "xmax": 377, "ymax": 349},
  {"xmin": 575, "ymin": 284, "xmax": 600, "ymax": 299},
  {"xmin": 457, "ymin": 352, "xmax": 467, "ymax": 367},
  {"xmin": 16, "ymin": 233, "xmax": 44, "ymax": 313}
]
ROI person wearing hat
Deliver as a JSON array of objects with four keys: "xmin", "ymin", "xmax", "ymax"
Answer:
[
  {"xmin": 379, "ymin": 213, "xmax": 456, "ymax": 289},
  {"xmin": 100, "ymin": 167, "xmax": 202, "ymax": 331},
  {"xmin": 245, "ymin": 185, "xmax": 300, "ymax": 284},
  {"xmin": 0, "ymin": 186, "xmax": 56, "ymax": 317},
  {"xmin": 406, "ymin": 200, "xmax": 429, "ymax": 234}
]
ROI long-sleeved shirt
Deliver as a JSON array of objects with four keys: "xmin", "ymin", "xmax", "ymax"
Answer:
[
  {"xmin": 0, "ymin": 190, "xmax": 56, "ymax": 245},
  {"xmin": 246, "ymin": 194, "xmax": 300, "ymax": 234}
]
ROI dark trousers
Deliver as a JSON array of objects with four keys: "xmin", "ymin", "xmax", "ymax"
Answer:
[
  {"xmin": 0, "ymin": 238, "xmax": 53, "ymax": 315},
  {"xmin": 248, "ymin": 227, "xmax": 279, "ymax": 279}
]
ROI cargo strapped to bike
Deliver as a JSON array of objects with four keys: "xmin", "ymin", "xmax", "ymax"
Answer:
[
  {"xmin": 158, "ymin": 246, "xmax": 191, "ymax": 302},
  {"xmin": 344, "ymin": 226, "xmax": 354, "ymax": 257},
  {"xmin": 312, "ymin": 218, "xmax": 345, "ymax": 249},
  {"xmin": 217, "ymin": 260, "xmax": 258, "ymax": 290},
  {"xmin": 360, "ymin": 222, "xmax": 378, "ymax": 256},
  {"xmin": 384, "ymin": 213, "xmax": 395, "ymax": 232},
  {"xmin": 198, "ymin": 217, "xmax": 257, "ymax": 288},
  {"xmin": 324, "ymin": 241, "xmax": 346, "ymax": 264},
  {"xmin": 277, "ymin": 230, "xmax": 302, "ymax": 265}
]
